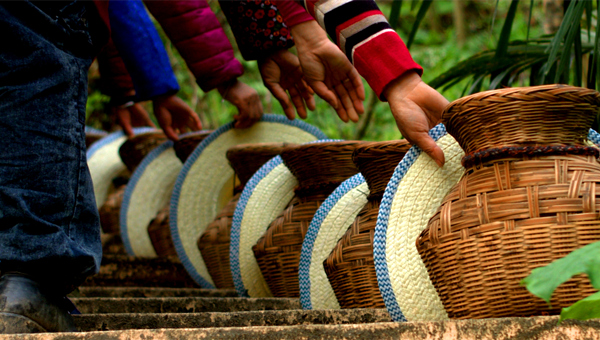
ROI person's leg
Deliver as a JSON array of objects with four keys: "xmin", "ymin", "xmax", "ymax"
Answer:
[{"xmin": 0, "ymin": 1, "xmax": 102, "ymax": 332}]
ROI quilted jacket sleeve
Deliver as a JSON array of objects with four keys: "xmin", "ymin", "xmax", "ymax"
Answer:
[{"xmin": 143, "ymin": 0, "xmax": 244, "ymax": 92}]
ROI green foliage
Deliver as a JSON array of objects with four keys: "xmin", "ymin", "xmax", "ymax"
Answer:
[{"xmin": 521, "ymin": 241, "xmax": 600, "ymax": 321}]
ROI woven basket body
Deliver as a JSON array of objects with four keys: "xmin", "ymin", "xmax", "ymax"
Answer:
[
  {"xmin": 417, "ymin": 85, "xmax": 600, "ymax": 319},
  {"xmin": 324, "ymin": 140, "xmax": 411, "ymax": 308},
  {"xmin": 173, "ymin": 131, "xmax": 212, "ymax": 163},
  {"xmin": 119, "ymin": 132, "xmax": 167, "ymax": 172},
  {"xmin": 148, "ymin": 205, "xmax": 177, "ymax": 257},
  {"xmin": 99, "ymin": 183, "xmax": 127, "ymax": 234},
  {"xmin": 198, "ymin": 143, "xmax": 289, "ymax": 289},
  {"xmin": 253, "ymin": 141, "xmax": 363, "ymax": 297}
]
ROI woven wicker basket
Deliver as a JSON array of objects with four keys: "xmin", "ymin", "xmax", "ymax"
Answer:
[
  {"xmin": 98, "ymin": 177, "xmax": 129, "ymax": 234},
  {"xmin": 324, "ymin": 140, "xmax": 411, "ymax": 308},
  {"xmin": 118, "ymin": 132, "xmax": 167, "ymax": 173},
  {"xmin": 253, "ymin": 141, "xmax": 363, "ymax": 297},
  {"xmin": 198, "ymin": 143, "xmax": 289, "ymax": 289},
  {"xmin": 173, "ymin": 131, "xmax": 212, "ymax": 163},
  {"xmin": 147, "ymin": 205, "xmax": 177, "ymax": 257},
  {"xmin": 416, "ymin": 85, "xmax": 600, "ymax": 319}
]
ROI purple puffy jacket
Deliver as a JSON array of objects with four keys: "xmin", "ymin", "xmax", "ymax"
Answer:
[{"xmin": 144, "ymin": 0, "xmax": 244, "ymax": 92}]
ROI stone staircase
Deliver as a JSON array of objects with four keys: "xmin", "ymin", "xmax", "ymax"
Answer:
[{"xmin": 1, "ymin": 255, "xmax": 599, "ymax": 339}]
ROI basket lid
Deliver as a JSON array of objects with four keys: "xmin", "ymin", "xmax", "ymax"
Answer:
[
  {"xmin": 280, "ymin": 141, "xmax": 363, "ymax": 192},
  {"xmin": 118, "ymin": 131, "xmax": 167, "ymax": 172},
  {"xmin": 352, "ymin": 140, "xmax": 411, "ymax": 199},
  {"xmin": 173, "ymin": 131, "xmax": 213, "ymax": 163},
  {"xmin": 226, "ymin": 143, "xmax": 291, "ymax": 187},
  {"xmin": 442, "ymin": 85, "xmax": 600, "ymax": 154}
]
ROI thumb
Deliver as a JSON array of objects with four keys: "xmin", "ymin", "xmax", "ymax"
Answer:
[{"xmin": 404, "ymin": 130, "xmax": 445, "ymax": 167}]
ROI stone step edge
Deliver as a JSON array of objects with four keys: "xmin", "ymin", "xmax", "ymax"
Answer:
[
  {"xmin": 73, "ymin": 309, "xmax": 391, "ymax": 331},
  {"xmin": 2, "ymin": 316, "xmax": 599, "ymax": 340}
]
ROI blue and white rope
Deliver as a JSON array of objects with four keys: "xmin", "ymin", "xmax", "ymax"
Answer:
[{"xmin": 298, "ymin": 173, "xmax": 365, "ymax": 309}]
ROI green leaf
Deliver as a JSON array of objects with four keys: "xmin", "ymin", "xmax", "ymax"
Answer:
[
  {"xmin": 574, "ymin": 23, "xmax": 583, "ymax": 87},
  {"xmin": 521, "ymin": 241, "xmax": 600, "ymax": 304},
  {"xmin": 495, "ymin": 0, "xmax": 520, "ymax": 59},
  {"xmin": 406, "ymin": 0, "xmax": 433, "ymax": 48},
  {"xmin": 543, "ymin": 0, "xmax": 585, "ymax": 81},
  {"xmin": 389, "ymin": 0, "xmax": 403, "ymax": 30},
  {"xmin": 555, "ymin": 1, "xmax": 585, "ymax": 83},
  {"xmin": 585, "ymin": 0, "xmax": 592, "ymax": 43},
  {"xmin": 596, "ymin": 0, "xmax": 600, "ymax": 89},
  {"xmin": 560, "ymin": 291, "xmax": 600, "ymax": 321}
]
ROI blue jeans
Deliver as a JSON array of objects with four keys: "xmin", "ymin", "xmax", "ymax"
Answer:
[{"xmin": 0, "ymin": 1, "xmax": 102, "ymax": 295}]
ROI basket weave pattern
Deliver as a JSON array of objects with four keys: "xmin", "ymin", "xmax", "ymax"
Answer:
[
  {"xmin": 119, "ymin": 132, "xmax": 167, "ymax": 172},
  {"xmin": 198, "ymin": 193, "xmax": 241, "ymax": 289},
  {"xmin": 416, "ymin": 85, "xmax": 600, "ymax": 319},
  {"xmin": 443, "ymin": 85, "xmax": 599, "ymax": 155},
  {"xmin": 148, "ymin": 206, "xmax": 178, "ymax": 257},
  {"xmin": 253, "ymin": 141, "xmax": 362, "ymax": 297},
  {"xmin": 198, "ymin": 143, "xmax": 288, "ymax": 289},
  {"xmin": 99, "ymin": 183, "xmax": 127, "ymax": 234},
  {"xmin": 173, "ymin": 131, "xmax": 212, "ymax": 163},
  {"xmin": 324, "ymin": 141, "xmax": 411, "ymax": 308},
  {"xmin": 253, "ymin": 193, "xmax": 329, "ymax": 297}
]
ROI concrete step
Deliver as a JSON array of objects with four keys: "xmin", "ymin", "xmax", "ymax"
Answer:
[
  {"xmin": 82, "ymin": 255, "xmax": 197, "ymax": 288},
  {"xmin": 2, "ymin": 317, "xmax": 599, "ymax": 339},
  {"xmin": 74, "ymin": 309, "xmax": 390, "ymax": 331},
  {"xmin": 71, "ymin": 297, "xmax": 301, "ymax": 314},
  {"xmin": 72, "ymin": 287, "xmax": 237, "ymax": 298}
]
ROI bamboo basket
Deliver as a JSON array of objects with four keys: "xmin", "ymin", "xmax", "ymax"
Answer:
[
  {"xmin": 118, "ymin": 132, "xmax": 167, "ymax": 173},
  {"xmin": 416, "ymin": 85, "xmax": 600, "ymax": 319},
  {"xmin": 253, "ymin": 141, "xmax": 363, "ymax": 297},
  {"xmin": 98, "ymin": 181, "xmax": 128, "ymax": 234},
  {"xmin": 324, "ymin": 140, "xmax": 411, "ymax": 308},
  {"xmin": 147, "ymin": 205, "xmax": 177, "ymax": 257},
  {"xmin": 198, "ymin": 143, "xmax": 289, "ymax": 289},
  {"xmin": 173, "ymin": 131, "xmax": 212, "ymax": 163}
]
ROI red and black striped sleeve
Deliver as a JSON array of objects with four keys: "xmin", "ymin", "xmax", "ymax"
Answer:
[{"xmin": 302, "ymin": 0, "xmax": 423, "ymax": 100}]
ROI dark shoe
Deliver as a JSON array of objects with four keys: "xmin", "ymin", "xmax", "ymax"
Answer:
[{"xmin": 0, "ymin": 273, "xmax": 79, "ymax": 333}]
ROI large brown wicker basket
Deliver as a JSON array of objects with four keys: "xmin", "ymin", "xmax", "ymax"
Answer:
[
  {"xmin": 253, "ymin": 141, "xmax": 363, "ymax": 297},
  {"xmin": 416, "ymin": 85, "xmax": 600, "ymax": 319},
  {"xmin": 198, "ymin": 143, "xmax": 289, "ymax": 289},
  {"xmin": 118, "ymin": 131, "xmax": 167, "ymax": 173},
  {"xmin": 324, "ymin": 140, "xmax": 411, "ymax": 308},
  {"xmin": 173, "ymin": 131, "xmax": 212, "ymax": 163}
]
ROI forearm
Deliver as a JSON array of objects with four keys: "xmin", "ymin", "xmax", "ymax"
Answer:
[
  {"xmin": 143, "ymin": 0, "xmax": 244, "ymax": 91},
  {"xmin": 298, "ymin": 0, "xmax": 423, "ymax": 100},
  {"xmin": 108, "ymin": 0, "xmax": 179, "ymax": 102}
]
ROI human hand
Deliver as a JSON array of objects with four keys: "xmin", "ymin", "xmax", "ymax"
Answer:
[
  {"xmin": 291, "ymin": 20, "xmax": 365, "ymax": 123},
  {"xmin": 113, "ymin": 102, "xmax": 156, "ymax": 137},
  {"xmin": 218, "ymin": 80, "xmax": 263, "ymax": 129},
  {"xmin": 384, "ymin": 71, "xmax": 449, "ymax": 167},
  {"xmin": 152, "ymin": 94, "xmax": 202, "ymax": 141},
  {"xmin": 259, "ymin": 49, "xmax": 315, "ymax": 120}
]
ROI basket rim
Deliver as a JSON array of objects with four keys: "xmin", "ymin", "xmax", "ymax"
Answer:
[{"xmin": 442, "ymin": 84, "xmax": 600, "ymax": 123}]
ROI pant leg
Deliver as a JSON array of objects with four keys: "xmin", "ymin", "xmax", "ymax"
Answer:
[{"xmin": 0, "ymin": 1, "xmax": 102, "ymax": 295}]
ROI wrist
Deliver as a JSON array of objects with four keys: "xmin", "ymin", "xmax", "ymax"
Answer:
[
  {"xmin": 217, "ymin": 79, "xmax": 238, "ymax": 99},
  {"xmin": 290, "ymin": 20, "xmax": 328, "ymax": 47},
  {"xmin": 382, "ymin": 71, "xmax": 422, "ymax": 102}
]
